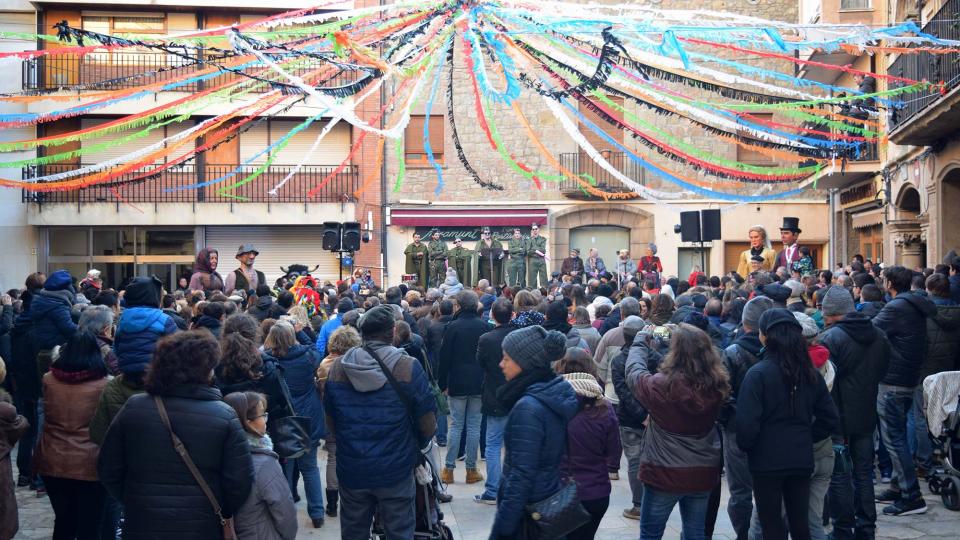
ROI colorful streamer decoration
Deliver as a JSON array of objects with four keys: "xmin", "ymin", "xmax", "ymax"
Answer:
[{"xmin": 2, "ymin": 0, "xmax": 958, "ymax": 205}]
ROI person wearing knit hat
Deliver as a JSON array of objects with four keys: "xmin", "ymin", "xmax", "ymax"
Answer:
[
  {"xmin": 491, "ymin": 325, "xmax": 578, "ymax": 538},
  {"xmin": 820, "ymin": 286, "xmax": 855, "ymax": 318},
  {"xmin": 30, "ymin": 270, "xmax": 79, "ymax": 351},
  {"xmin": 742, "ymin": 296, "xmax": 774, "ymax": 331},
  {"xmin": 758, "ymin": 283, "xmax": 791, "ymax": 308},
  {"xmin": 784, "ymin": 280, "xmax": 805, "ymax": 312},
  {"xmin": 114, "ymin": 277, "xmax": 178, "ymax": 376}
]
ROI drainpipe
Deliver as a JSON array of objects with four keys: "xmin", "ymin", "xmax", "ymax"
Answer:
[
  {"xmin": 828, "ymin": 189, "xmax": 836, "ymax": 270},
  {"xmin": 379, "ymin": 0, "xmax": 388, "ymax": 285}
]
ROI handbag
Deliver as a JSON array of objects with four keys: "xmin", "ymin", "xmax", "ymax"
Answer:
[
  {"xmin": 523, "ymin": 478, "xmax": 591, "ymax": 539},
  {"xmin": 155, "ymin": 397, "xmax": 238, "ymax": 540},
  {"xmin": 268, "ymin": 373, "xmax": 312, "ymax": 459}
]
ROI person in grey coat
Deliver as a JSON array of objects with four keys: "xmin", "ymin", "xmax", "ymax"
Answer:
[{"xmin": 224, "ymin": 391, "xmax": 298, "ymax": 540}]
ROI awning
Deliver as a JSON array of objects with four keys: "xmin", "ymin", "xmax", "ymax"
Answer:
[
  {"xmin": 851, "ymin": 208, "xmax": 884, "ymax": 229},
  {"xmin": 390, "ymin": 208, "xmax": 548, "ymax": 227}
]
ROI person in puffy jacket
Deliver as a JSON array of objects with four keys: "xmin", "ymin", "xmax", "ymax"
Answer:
[
  {"xmin": 626, "ymin": 324, "xmax": 729, "ymax": 540},
  {"xmin": 736, "ymin": 309, "xmax": 839, "ymax": 540},
  {"xmin": 98, "ymin": 330, "xmax": 253, "ymax": 539},
  {"xmin": 489, "ymin": 326, "xmax": 577, "ymax": 539},
  {"xmin": 223, "ymin": 391, "xmax": 297, "ymax": 540},
  {"xmin": 247, "ymin": 285, "xmax": 287, "ymax": 322},
  {"xmin": 263, "ymin": 320, "xmax": 327, "ymax": 528},
  {"xmin": 114, "ymin": 276, "xmax": 178, "ymax": 375},
  {"xmin": 30, "ymin": 270, "xmax": 77, "ymax": 351},
  {"xmin": 556, "ymin": 350, "xmax": 621, "ymax": 540}
]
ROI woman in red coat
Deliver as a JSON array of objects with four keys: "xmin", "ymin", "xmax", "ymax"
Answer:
[{"xmin": 639, "ymin": 244, "xmax": 664, "ymax": 287}]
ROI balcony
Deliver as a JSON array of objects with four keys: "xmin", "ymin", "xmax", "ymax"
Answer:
[
  {"xmin": 22, "ymin": 51, "xmax": 358, "ymax": 92},
  {"xmin": 804, "ymin": 140, "xmax": 880, "ymax": 189},
  {"xmin": 21, "ymin": 163, "xmax": 359, "ymax": 205},
  {"xmin": 557, "ymin": 152, "xmax": 646, "ymax": 198},
  {"xmin": 887, "ymin": 0, "xmax": 960, "ymax": 145}
]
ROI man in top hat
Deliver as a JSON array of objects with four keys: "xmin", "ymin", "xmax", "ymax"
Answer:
[
  {"xmin": 526, "ymin": 223, "xmax": 548, "ymax": 289},
  {"xmin": 448, "ymin": 237, "xmax": 473, "ymax": 287},
  {"xmin": 225, "ymin": 244, "xmax": 264, "ymax": 295},
  {"xmin": 403, "ymin": 232, "xmax": 429, "ymax": 287},
  {"xmin": 427, "ymin": 230, "xmax": 449, "ymax": 288},
  {"xmin": 506, "ymin": 228, "xmax": 527, "ymax": 289},
  {"xmin": 560, "ymin": 248, "xmax": 584, "ymax": 281},
  {"xmin": 477, "ymin": 227, "xmax": 504, "ymax": 287},
  {"xmin": 774, "ymin": 217, "xmax": 804, "ymax": 271}
]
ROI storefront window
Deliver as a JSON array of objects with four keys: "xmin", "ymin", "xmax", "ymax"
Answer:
[
  {"xmin": 139, "ymin": 230, "xmax": 195, "ymax": 255},
  {"xmin": 49, "ymin": 229, "xmax": 88, "ymax": 257},
  {"xmin": 93, "ymin": 229, "xmax": 136, "ymax": 256}
]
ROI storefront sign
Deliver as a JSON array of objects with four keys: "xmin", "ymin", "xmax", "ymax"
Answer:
[{"xmin": 412, "ymin": 226, "xmax": 539, "ymax": 242}]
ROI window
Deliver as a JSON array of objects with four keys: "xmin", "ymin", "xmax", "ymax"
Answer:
[
  {"xmin": 405, "ymin": 115, "xmax": 445, "ymax": 166},
  {"xmin": 840, "ymin": 0, "xmax": 871, "ymax": 9},
  {"xmin": 736, "ymin": 113, "xmax": 776, "ymax": 166},
  {"xmin": 82, "ymin": 14, "xmax": 167, "ymax": 66}
]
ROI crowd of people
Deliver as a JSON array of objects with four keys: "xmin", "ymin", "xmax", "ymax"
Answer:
[{"xmin": 1, "ymin": 226, "xmax": 959, "ymax": 540}]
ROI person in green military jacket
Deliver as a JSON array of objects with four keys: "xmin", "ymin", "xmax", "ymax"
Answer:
[
  {"xmin": 526, "ymin": 223, "xmax": 548, "ymax": 290},
  {"xmin": 506, "ymin": 228, "xmax": 527, "ymax": 289},
  {"xmin": 477, "ymin": 227, "xmax": 504, "ymax": 287},
  {"xmin": 403, "ymin": 233, "xmax": 429, "ymax": 286},
  {"xmin": 448, "ymin": 238, "xmax": 473, "ymax": 287},
  {"xmin": 427, "ymin": 230, "xmax": 448, "ymax": 288}
]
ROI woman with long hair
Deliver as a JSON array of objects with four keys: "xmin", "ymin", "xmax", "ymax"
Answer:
[
  {"xmin": 736, "ymin": 309, "xmax": 839, "ymax": 540},
  {"xmin": 625, "ymin": 324, "xmax": 730, "ymax": 540}
]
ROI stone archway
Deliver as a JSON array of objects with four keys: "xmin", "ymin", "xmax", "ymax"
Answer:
[
  {"xmin": 549, "ymin": 204, "xmax": 655, "ymax": 272},
  {"xmin": 891, "ymin": 183, "xmax": 925, "ymax": 268},
  {"xmin": 940, "ymin": 165, "xmax": 960, "ymax": 259}
]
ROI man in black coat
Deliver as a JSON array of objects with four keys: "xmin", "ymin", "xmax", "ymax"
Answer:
[
  {"xmin": 437, "ymin": 290, "xmax": 490, "ymax": 485},
  {"xmin": 425, "ymin": 299, "xmax": 454, "ymax": 446},
  {"xmin": 385, "ymin": 286, "xmax": 420, "ymax": 336},
  {"xmin": 610, "ymin": 315, "xmax": 649, "ymax": 520},
  {"xmin": 473, "ymin": 298, "xmax": 515, "ymax": 504},
  {"xmin": 871, "ymin": 265, "xmax": 936, "ymax": 516},
  {"xmin": 819, "ymin": 286, "xmax": 890, "ymax": 540}
]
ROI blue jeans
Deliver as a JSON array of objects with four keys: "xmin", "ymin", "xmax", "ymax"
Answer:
[
  {"xmin": 640, "ymin": 484, "xmax": 710, "ymax": 540},
  {"xmin": 340, "ymin": 475, "xmax": 415, "ymax": 540},
  {"xmin": 906, "ymin": 386, "xmax": 934, "ymax": 469},
  {"xmin": 482, "ymin": 415, "xmax": 508, "ymax": 499},
  {"xmin": 436, "ymin": 413, "xmax": 448, "ymax": 445},
  {"xmin": 283, "ymin": 445, "xmax": 324, "ymax": 519},
  {"xmin": 721, "ymin": 426, "xmax": 753, "ymax": 540},
  {"xmin": 809, "ymin": 438, "xmax": 835, "ymax": 540},
  {"xmin": 877, "ymin": 384, "xmax": 921, "ymax": 500},
  {"xmin": 445, "ymin": 395, "xmax": 482, "ymax": 469},
  {"xmin": 829, "ymin": 433, "xmax": 877, "ymax": 540}
]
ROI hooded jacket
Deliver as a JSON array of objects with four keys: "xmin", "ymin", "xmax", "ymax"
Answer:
[
  {"xmin": 30, "ymin": 289, "xmax": 77, "ymax": 350},
  {"xmin": 323, "ymin": 342, "xmax": 437, "ymax": 490},
  {"xmin": 247, "ymin": 296, "xmax": 287, "ymax": 323},
  {"xmin": 720, "ymin": 331, "xmax": 764, "ymax": 429},
  {"xmin": 922, "ymin": 302, "xmax": 960, "ymax": 382},
  {"xmin": 872, "ymin": 291, "xmax": 937, "ymax": 387},
  {"xmin": 114, "ymin": 307, "xmax": 178, "ymax": 375},
  {"xmin": 492, "ymin": 377, "xmax": 578, "ymax": 538},
  {"xmin": 818, "ymin": 313, "xmax": 890, "ymax": 436},
  {"xmin": 856, "ymin": 301, "xmax": 885, "ymax": 319},
  {"xmin": 266, "ymin": 345, "xmax": 326, "ymax": 443},
  {"xmin": 439, "ymin": 269, "xmax": 463, "ymax": 299}
]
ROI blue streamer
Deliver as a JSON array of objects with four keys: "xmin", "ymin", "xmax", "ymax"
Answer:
[
  {"xmin": 465, "ymin": 9, "xmax": 521, "ymax": 105},
  {"xmin": 424, "ymin": 37, "xmax": 451, "ymax": 195}
]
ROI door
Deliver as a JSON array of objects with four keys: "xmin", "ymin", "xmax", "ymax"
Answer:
[
  {"xmin": 568, "ymin": 226, "xmax": 630, "ymax": 268},
  {"xmin": 678, "ymin": 247, "xmax": 711, "ymax": 279}
]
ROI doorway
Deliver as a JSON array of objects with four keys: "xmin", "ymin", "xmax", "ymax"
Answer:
[
  {"xmin": 678, "ymin": 247, "xmax": 711, "ymax": 278},
  {"xmin": 569, "ymin": 226, "xmax": 630, "ymax": 267}
]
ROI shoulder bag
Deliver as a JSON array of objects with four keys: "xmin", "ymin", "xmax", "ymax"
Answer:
[
  {"xmin": 155, "ymin": 396, "xmax": 237, "ymax": 540},
  {"xmin": 419, "ymin": 345, "xmax": 450, "ymax": 416},
  {"xmin": 268, "ymin": 372, "xmax": 312, "ymax": 459}
]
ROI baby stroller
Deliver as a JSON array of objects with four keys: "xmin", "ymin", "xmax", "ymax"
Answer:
[
  {"xmin": 923, "ymin": 371, "xmax": 960, "ymax": 511},
  {"xmin": 371, "ymin": 440, "xmax": 454, "ymax": 539}
]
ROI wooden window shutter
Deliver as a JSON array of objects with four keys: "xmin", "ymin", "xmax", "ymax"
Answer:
[
  {"xmin": 736, "ymin": 113, "xmax": 775, "ymax": 165},
  {"xmin": 405, "ymin": 115, "xmax": 444, "ymax": 165}
]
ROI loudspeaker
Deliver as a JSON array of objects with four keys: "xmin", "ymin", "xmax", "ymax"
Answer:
[
  {"xmin": 322, "ymin": 222, "xmax": 342, "ymax": 251},
  {"xmin": 701, "ymin": 209, "xmax": 721, "ymax": 241},
  {"xmin": 680, "ymin": 211, "xmax": 701, "ymax": 243},
  {"xmin": 342, "ymin": 221, "xmax": 362, "ymax": 251}
]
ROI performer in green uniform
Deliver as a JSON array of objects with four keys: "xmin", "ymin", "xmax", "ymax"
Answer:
[
  {"xmin": 403, "ymin": 233, "xmax": 429, "ymax": 286},
  {"xmin": 448, "ymin": 237, "xmax": 473, "ymax": 287},
  {"xmin": 526, "ymin": 223, "xmax": 548, "ymax": 290},
  {"xmin": 427, "ymin": 230, "xmax": 448, "ymax": 288},
  {"xmin": 506, "ymin": 228, "xmax": 527, "ymax": 289},
  {"xmin": 476, "ymin": 227, "xmax": 504, "ymax": 287}
]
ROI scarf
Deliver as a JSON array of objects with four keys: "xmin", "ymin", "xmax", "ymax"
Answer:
[
  {"xmin": 561, "ymin": 372, "xmax": 603, "ymax": 399},
  {"xmin": 246, "ymin": 432, "xmax": 274, "ymax": 452},
  {"xmin": 543, "ymin": 318, "xmax": 572, "ymax": 335},
  {"xmin": 750, "ymin": 246, "xmax": 764, "ymax": 257},
  {"xmin": 50, "ymin": 366, "xmax": 105, "ymax": 384},
  {"xmin": 496, "ymin": 368, "xmax": 556, "ymax": 411}
]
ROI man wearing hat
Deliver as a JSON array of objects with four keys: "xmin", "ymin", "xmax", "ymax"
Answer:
[
  {"xmin": 526, "ymin": 224, "xmax": 548, "ymax": 289},
  {"xmin": 506, "ymin": 228, "xmax": 527, "ymax": 289},
  {"xmin": 477, "ymin": 227, "xmax": 504, "ymax": 287},
  {"xmin": 225, "ymin": 244, "xmax": 264, "ymax": 296},
  {"xmin": 560, "ymin": 248, "xmax": 584, "ymax": 281},
  {"xmin": 774, "ymin": 217, "xmax": 804, "ymax": 271},
  {"xmin": 427, "ymin": 230, "xmax": 448, "ymax": 288}
]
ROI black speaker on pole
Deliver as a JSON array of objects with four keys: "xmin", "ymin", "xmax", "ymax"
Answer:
[
  {"xmin": 680, "ymin": 211, "xmax": 701, "ymax": 243},
  {"xmin": 342, "ymin": 221, "xmax": 362, "ymax": 251},
  {"xmin": 701, "ymin": 209, "xmax": 721, "ymax": 241},
  {"xmin": 322, "ymin": 222, "xmax": 342, "ymax": 251}
]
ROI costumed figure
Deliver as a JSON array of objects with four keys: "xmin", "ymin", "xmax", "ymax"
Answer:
[
  {"xmin": 188, "ymin": 247, "xmax": 224, "ymax": 294},
  {"xmin": 560, "ymin": 248, "xmax": 585, "ymax": 281},
  {"xmin": 639, "ymin": 243, "xmax": 664, "ymax": 287},
  {"xmin": 403, "ymin": 233, "xmax": 429, "ymax": 286},
  {"xmin": 477, "ymin": 227, "xmax": 504, "ymax": 286},
  {"xmin": 525, "ymin": 224, "xmax": 548, "ymax": 289},
  {"xmin": 506, "ymin": 228, "xmax": 527, "ymax": 289},
  {"xmin": 448, "ymin": 238, "xmax": 473, "ymax": 288},
  {"xmin": 774, "ymin": 217, "xmax": 804, "ymax": 271},
  {"xmin": 585, "ymin": 248, "xmax": 606, "ymax": 280},
  {"xmin": 225, "ymin": 244, "xmax": 265, "ymax": 295},
  {"xmin": 290, "ymin": 275, "xmax": 324, "ymax": 320},
  {"xmin": 427, "ymin": 230, "xmax": 449, "ymax": 288},
  {"xmin": 736, "ymin": 225, "xmax": 777, "ymax": 278}
]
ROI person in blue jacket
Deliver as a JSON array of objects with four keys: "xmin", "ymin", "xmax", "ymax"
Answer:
[
  {"xmin": 30, "ymin": 270, "xmax": 78, "ymax": 352},
  {"xmin": 114, "ymin": 276, "xmax": 178, "ymax": 376},
  {"xmin": 490, "ymin": 325, "xmax": 578, "ymax": 539},
  {"xmin": 264, "ymin": 320, "xmax": 328, "ymax": 529},
  {"xmin": 315, "ymin": 298, "xmax": 353, "ymax": 357}
]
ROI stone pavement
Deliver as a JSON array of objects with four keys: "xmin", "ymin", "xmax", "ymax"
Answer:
[{"xmin": 12, "ymin": 448, "xmax": 960, "ymax": 539}]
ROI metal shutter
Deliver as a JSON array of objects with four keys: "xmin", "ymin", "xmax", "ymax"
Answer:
[
  {"xmin": 269, "ymin": 120, "xmax": 350, "ymax": 165},
  {"xmin": 239, "ymin": 124, "xmax": 269, "ymax": 165},
  {"xmin": 204, "ymin": 226, "xmax": 341, "ymax": 285},
  {"xmin": 80, "ymin": 118, "xmax": 165, "ymax": 165}
]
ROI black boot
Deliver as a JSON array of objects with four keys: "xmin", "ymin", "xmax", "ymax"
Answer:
[{"xmin": 326, "ymin": 489, "xmax": 339, "ymax": 517}]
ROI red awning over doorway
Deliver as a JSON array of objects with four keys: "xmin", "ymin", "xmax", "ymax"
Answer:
[{"xmin": 390, "ymin": 208, "xmax": 548, "ymax": 227}]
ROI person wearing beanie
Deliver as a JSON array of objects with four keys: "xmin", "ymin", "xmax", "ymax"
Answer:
[
  {"xmin": 315, "ymin": 298, "xmax": 354, "ymax": 358},
  {"xmin": 114, "ymin": 276, "xmax": 178, "ymax": 377},
  {"xmin": 542, "ymin": 300, "xmax": 587, "ymax": 351},
  {"xmin": 624, "ymin": 323, "xmax": 729, "ymax": 539},
  {"xmin": 784, "ymin": 280, "xmax": 806, "ymax": 313},
  {"xmin": 736, "ymin": 309, "xmax": 839, "ymax": 540},
  {"xmin": 609, "ymin": 315, "xmax": 650, "ymax": 519},
  {"xmin": 247, "ymin": 284, "xmax": 286, "ymax": 323},
  {"xmin": 821, "ymin": 285, "xmax": 855, "ymax": 319},
  {"xmin": 324, "ymin": 304, "xmax": 436, "ymax": 538},
  {"xmin": 30, "ymin": 269, "xmax": 78, "ymax": 351},
  {"xmin": 490, "ymin": 325, "xmax": 577, "ymax": 539},
  {"xmin": 819, "ymin": 287, "xmax": 891, "ymax": 539},
  {"xmin": 719, "ymin": 294, "xmax": 773, "ymax": 540}
]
